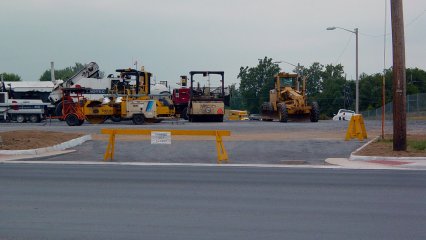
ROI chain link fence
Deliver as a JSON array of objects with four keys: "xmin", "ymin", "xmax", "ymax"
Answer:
[{"xmin": 361, "ymin": 93, "xmax": 426, "ymax": 120}]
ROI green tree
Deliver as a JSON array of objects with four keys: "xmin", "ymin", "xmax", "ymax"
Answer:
[
  {"xmin": 1, "ymin": 72, "xmax": 21, "ymax": 81},
  {"xmin": 39, "ymin": 63, "xmax": 85, "ymax": 81},
  {"xmin": 238, "ymin": 57, "xmax": 280, "ymax": 113},
  {"xmin": 317, "ymin": 64, "xmax": 348, "ymax": 116},
  {"xmin": 406, "ymin": 68, "xmax": 426, "ymax": 94},
  {"xmin": 304, "ymin": 62, "xmax": 323, "ymax": 97},
  {"xmin": 229, "ymin": 83, "xmax": 244, "ymax": 110}
]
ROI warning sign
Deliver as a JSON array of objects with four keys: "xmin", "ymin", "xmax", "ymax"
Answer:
[{"xmin": 151, "ymin": 131, "xmax": 171, "ymax": 144}]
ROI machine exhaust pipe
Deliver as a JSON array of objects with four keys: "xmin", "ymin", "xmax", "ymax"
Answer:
[{"xmin": 50, "ymin": 61, "xmax": 56, "ymax": 83}]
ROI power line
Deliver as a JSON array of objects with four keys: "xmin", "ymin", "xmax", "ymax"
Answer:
[
  {"xmin": 335, "ymin": 34, "xmax": 353, "ymax": 64},
  {"xmin": 360, "ymin": 9, "xmax": 426, "ymax": 38}
]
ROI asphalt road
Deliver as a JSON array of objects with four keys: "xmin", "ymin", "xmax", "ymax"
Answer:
[{"xmin": 1, "ymin": 164, "xmax": 425, "ymax": 240}]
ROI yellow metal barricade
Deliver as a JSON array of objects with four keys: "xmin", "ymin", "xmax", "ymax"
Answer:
[
  {"xmin": 345, "ymin": 114, "xmax": 367, "ymax": 141},
  {"xmin": 101, "ymin": 129, "xmax": 231, "ymax": 164}
]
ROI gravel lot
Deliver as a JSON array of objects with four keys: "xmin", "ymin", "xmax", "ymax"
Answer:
[{"xmin": 1, "ymin": 119, "xmax": 425, "ymax": 164}]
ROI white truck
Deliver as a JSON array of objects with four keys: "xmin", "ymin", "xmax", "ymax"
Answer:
[{"xmin": 0, "ymin": 92, "xmax": 51, "ymax": 123}]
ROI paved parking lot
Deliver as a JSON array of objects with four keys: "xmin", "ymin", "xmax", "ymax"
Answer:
[{"xmin": 1, "ymin": 119, "xmax": 425, "ymax": 164}]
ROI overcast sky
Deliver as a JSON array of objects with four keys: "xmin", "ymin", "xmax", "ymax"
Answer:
[{"xmin": 0, "ymin": 0, "xmax": 425, "ymax": 86}]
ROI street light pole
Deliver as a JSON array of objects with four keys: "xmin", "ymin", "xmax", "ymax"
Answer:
[
  {"xmin": 327, "ymin": 26, "xmax": 359, "ymax": 113},
  {"xmin": 355, "ymin": 28, "xmax": 359, "ymax": 114}
]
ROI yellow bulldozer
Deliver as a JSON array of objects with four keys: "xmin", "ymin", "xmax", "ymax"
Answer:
[{"xmin": 260, "ymin": 72, "xmax": 319, "ymax": 122}]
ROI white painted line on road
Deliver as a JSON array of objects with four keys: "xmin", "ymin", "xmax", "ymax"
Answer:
[
  {"xmin": 1, "ymin": 159, "xmax": 420, "ymax": 170},
  {"xmin": 0, "ymin": 160, "xmax": 346, "ymax": 169}
]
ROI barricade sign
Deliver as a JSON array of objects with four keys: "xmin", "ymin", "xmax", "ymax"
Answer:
[
  {"xmin": 101, "ymin": 129, "xmax": 231, "ymax": 163},
  {"xmin": 151, "ymin": 131, "xmax": 171, "ymax": 144},
  {"xmin": 345, "ymin": 114, "xmax": 368, "ymax": 141}
]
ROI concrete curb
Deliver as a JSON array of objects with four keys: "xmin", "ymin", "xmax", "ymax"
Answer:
[
  {"xmin": 325, "ymin": 158, "xmax": 410, "ymax": 170},
  {"xmin": 349, "ymin": 135, "xmax": 426, "ymax": 161},
  {"xmin": 0, "ymin": 135, "xmax": 92, "ymax": 155}
]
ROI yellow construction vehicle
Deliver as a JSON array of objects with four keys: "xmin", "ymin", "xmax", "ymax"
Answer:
[
  {"xmin": 83, "ymin": 68, "xmax": 175, "ymax": 124},
  {"xmin": 260, "ymin": 72, "xmax": 319, "ymax": 122},
  {"xmin": 228, "ymin": 110, "xmax": 249, "ymax": 121}
]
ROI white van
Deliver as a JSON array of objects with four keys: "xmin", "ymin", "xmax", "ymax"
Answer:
[{"xmin": 333, "ymin": 109, "xmax": 355, "ymax": 121}]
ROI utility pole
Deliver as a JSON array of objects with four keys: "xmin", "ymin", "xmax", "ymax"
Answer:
[{"xmin": 391, "ymin": 0, "xmax": 407, "ymax": 151}]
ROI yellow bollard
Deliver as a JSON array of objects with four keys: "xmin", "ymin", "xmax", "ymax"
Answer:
[
  {"xmin": 345, "ymin": 114, "xmax": 367, "ymax": 141},
  {"xmin": 215, "ymin": 131, "xmax": 229, "ymax": 164}
]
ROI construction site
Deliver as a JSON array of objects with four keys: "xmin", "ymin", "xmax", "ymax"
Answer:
[{"xmin": 0, "ymin": 61, "xmax": 425, "ymax": 166}]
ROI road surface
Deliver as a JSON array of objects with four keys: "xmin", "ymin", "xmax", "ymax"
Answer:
[{"xmin": 1, "ymin": 164, "xmax": 425, "ymax": 239}]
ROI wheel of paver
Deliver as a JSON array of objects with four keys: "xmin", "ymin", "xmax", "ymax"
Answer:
[
  {"xmin": 86, "ymin": 115, "xmax": 107, "ymax": 124},
  {"xmin": 278, "ymin": 103, "xmax": 288, "ymax": 122},
  {"xmin": 132, "ymin": 114, "xmax": 145, "ymax": 125},
  {"xmin": 110, "ymin": 115, "xmax": 122, "ymax": 122},
  {"xmin": 181, "ymin": 107, "xmax": 188, "ymax": 120},
  {"xmin": 29, "ymin": 114, "xmax": 40, "ymax": 123},
  {"xmin": 77, "ymin": 119, "xmax": 85, "ymax": 126},
  {"xmin": 65, "ymin": 113, "xmax": 80, "ymax": 126},
  {"xmin": 16, "ymin": 114, "xmax": 25, "ymax": 123},
  {"xmin": 310, "ymin": 101, "xmax": 320, "ymax": 122}
]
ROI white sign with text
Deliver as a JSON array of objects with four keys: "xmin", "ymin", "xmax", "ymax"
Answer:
[{"xmin": 151, "ymin": 131, "xmax": 171, "ymax": 144}]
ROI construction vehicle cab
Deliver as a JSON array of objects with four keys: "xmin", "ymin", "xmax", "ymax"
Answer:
[
  {"xmin": 261, "ymin": 72, "xmax": 319, "ymax": 122},
  {"xmin": 187, "ymin": 71, "xmax": 225, "ymax": 122}
]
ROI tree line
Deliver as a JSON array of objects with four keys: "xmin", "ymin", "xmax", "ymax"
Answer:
[
  {"xmin": 1, "ymin": 63, "xmax": 87, "ymax": 82},
  {"xmin": 232, "ymin": 57, "xmax": 426, "ymax": 117}
]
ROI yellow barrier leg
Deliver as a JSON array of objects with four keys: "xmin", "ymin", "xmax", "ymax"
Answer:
[
  {"xmin": 345, "ymin": 117, "xmax": 355, "ymax": 141},
  {"xmin": 104, "ymin": 132, "xmax": 116, "ymax": 161},
  {"xmin": 215, "ymin": 132, "xmax": 228, "ymax": 164},
  {"xmin": 359, "ymin": 116, "xmax": 367, "ymax": 139}
]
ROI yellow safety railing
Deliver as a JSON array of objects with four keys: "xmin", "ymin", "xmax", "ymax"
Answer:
[
  {"xmin": 345, "ymin": 114, "xmax": 368, "ymax": 141},
  {"xmin": 101, "ymin": 129, "xmax": 231, "ymax": 163}
]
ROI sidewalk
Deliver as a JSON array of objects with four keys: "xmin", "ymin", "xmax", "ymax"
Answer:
[{"xmin": 326, "ymin": 136, "xmax": 426, "ymax": 170}]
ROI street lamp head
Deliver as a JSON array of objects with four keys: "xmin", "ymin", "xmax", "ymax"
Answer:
[{"xmin": 326, "ymin": 27, "xmax": 336, "ymax": 30}]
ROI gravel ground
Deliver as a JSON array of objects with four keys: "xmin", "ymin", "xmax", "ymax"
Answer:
[{"xmin": 1, "ymin": 119, "xmax": 425, "ymax": 164}]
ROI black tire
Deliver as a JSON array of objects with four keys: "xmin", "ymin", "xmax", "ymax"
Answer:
[
  {"xmin": 310, "ymin": 102, "xmax": 320, "ymax": 122},
  {"xmin": 132, "ymin": 114, "xmax": 145, "ymax": 125},
  {"xmin": 181, "ymin": 107, "xmax": 188, "ymax": 120},
  {"xmin": 65, "ymin": 114, "xmax": 80, "ymax": 126},
  {"xmin": 216, "ymin": 115, "xmax": 224, "ymax": 122},
  {"xmin": 54, "ymin": 102, "xmax": 66, "ymax": 121},
  {"xmin": 278, "ymin": 103, "xmax": 288, "ymax": 122},
  {"xmin": 54, "ymin": 102, "xmax": 63, "ymax": 117},
  {"xmin": 16, "ymin": 114, "xmax": 26, "ymax": 123},
  {"xmin": 29, "ymin": 114, "xmax": 40, "ymax": 123},
  {"xmin": 110, "ymin": 115, "xmax": 122, "ymax": 122},
  {"xmin": 78, "ymin": 119, "xmax": 85, "ymax": 126}
]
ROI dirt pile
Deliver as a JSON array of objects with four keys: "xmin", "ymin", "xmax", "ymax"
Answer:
[{"xmin": 0, "ymin": 131, "xmax": 84, "ymax": 150}]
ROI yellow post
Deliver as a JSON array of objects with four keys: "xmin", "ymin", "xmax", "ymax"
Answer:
[
  {"xmin": 215, "ymin": 131, "xmax": 229, "ymax": 163},
  {"xmin": 345, "ymin": 114, "xmax": 367, "ymax": 141},
  {"xmin": 104, "ymin": 131, "xmax": 116, "ymax": 161}
]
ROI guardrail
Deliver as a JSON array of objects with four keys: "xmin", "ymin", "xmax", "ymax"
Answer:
[{"xmin": 101, "ymin": 129, "xmax": 231, "ymax": 163}]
